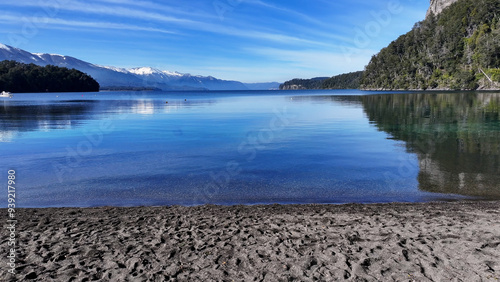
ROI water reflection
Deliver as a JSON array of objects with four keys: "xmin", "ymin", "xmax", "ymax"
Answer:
[
  {"xmin": 0, "ymin": 101, "xmax": 95, "ymax": 141},
  {"xmin": 0, "ymin": 96, "xmax": 217, "ymax": 140},
  {"xmin": 286, "ymin": 95, "xmax": 362, "ymax": 107},
  {"xmin": 361, "ymin": 93, "xmax": 500, "ymax": 198}
]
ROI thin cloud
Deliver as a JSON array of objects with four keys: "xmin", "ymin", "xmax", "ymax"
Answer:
[
  {"xmin": 0, "ymin": 14, "xmax": 177, "ymax": 34},
  {"xmin": 94, "ymin": 0, "xmax": 217, "ymax": 20},
  {"xmin": 245, "ymin": 0, "xmax": 325, "ymax": 27},
  {"xmin": 246, "ymin": 47, "xmax": 375, "ymax": 73},
  {"xmin": 1, "ymin": 0, "xmax": 198, "ymax": 25},
  {"xmin": 1, "ymin": 0, "xmax": 331, "ymax": 47}
]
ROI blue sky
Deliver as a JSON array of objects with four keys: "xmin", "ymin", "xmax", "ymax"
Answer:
[{"xmin": 0, "ymin": 0, "xmax": 429, "ymax": 83}]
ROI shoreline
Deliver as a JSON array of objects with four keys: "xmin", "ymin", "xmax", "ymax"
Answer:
[{"xmin": 2, "ymin": 201, "xmax": 500, "ymax": 281}]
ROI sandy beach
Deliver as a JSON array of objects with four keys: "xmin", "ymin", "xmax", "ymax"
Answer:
[{"xmin": 2, "ymin": 201, "xmax": 500, "ymax": 281}]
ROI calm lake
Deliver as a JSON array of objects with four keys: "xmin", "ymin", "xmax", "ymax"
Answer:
[{"xmin": 1, "ymin": 90, "xmax": 499, "ymax": 208}]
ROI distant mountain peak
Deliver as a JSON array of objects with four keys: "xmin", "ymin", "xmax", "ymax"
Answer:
[
  {"xmin": 129, "ymin": 66, "xmax": 161, "ymax": 75},
  {"xmin": 99, "ymin": 65, "xmax": 130, "ymax": 73},
  {"xmin": 33, "ymin": 52, "xmax": 64, "ymax": 57},
  {"xmin": 0, "ymin": 43, "xmax": 12, "ymax": 51},
  {"xmin": 128, "ymin": 67, "xmax": 183, "ymax": 77}
]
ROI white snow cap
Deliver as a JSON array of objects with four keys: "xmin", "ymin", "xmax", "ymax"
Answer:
[
  {"xmin": 162, "ymin": 70, "xmax": 183, "ymax": 77},
  {"xmin": 129, "ymin": 67, "xmax": 183, "ymax": 76},
  {"xmin": 0, "ymin": 43, "xmax": 12, "ymax": 51},
  {"xmin": 128, "ymin": 67, "xmax": 161, "ymax": 75},
  {"xmin": 100, "ymin": 65, "xmax": 130, "ymax": 73},
  {"xmin": 33, "ymin": 52, "xmax": 64, "ymax": 57}
]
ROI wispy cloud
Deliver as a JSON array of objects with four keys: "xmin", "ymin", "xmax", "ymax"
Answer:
[
  {"xmin": 0, "ymin": 14, "xmax": 177, "ymax": 34},
  {"xmin": 1, "ymin": 0, "xmax": 199, "ymax": 25},
  {"xmin": 197, "ymin": 24, "xmax": 339, "ymax": 47},
  {"xmin": 244, "ymin": 0, "xmax": 327, "ymax": 27},
  {"xmin": 245, "ymin": 47, "xmax": 376, "ymax": 73},
  {"xmin": 1, "ymin": 0, "xmax": 333, "ymax": 47},
  {"xmin": 94, "ymin": 0, "xmax": 217, "ymax": 20}
]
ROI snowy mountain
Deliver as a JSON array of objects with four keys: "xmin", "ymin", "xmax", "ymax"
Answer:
[
  {"xmin": 0, "ymin": 44, "xmax": 256, "ymax": 91},
  {"xmin": 0, "ymin": 43, "xmax": 145, "ymax": 88}
]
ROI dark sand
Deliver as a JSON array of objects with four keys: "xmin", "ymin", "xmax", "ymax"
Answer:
[{"xmin": 2, "ymin": 201, "xmax": 500, "ymax": 281}]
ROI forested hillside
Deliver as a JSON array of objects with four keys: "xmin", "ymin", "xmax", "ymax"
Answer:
[
  {"xmin": 280, "ymin": 77, "xmax": 328, "ymax": 90},
  {"xmin": 322, "ymin": 71, "xmax": 363, "ymax": 89},
  {"xmin": 361, "ymin": 0, "xmax": 500, "ymax": 90},
  {"xmin": 0, "ymin": 60, "xmax": 100, "ymax": 93},
  {"xmin": 280, "ymin": 71, "xmax": 362, "ymax": 90}
]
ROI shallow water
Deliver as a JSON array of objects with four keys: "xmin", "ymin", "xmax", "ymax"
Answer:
[{"xmin": 1, "ymin": 90, "xmax": 499, "ymax": 207}]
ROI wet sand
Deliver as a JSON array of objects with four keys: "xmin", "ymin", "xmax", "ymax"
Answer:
[{"xmin": 2, "ymin": 201, "xmax": 500, "ymax": 281}]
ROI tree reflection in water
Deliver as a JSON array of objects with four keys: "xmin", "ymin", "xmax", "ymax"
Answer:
[{"xmin": 361, "ymin": 92, "xmax": 500, "ymax": 199}]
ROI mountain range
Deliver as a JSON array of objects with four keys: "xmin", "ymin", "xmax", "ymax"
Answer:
[{"xmin": 0, "ymin": 43, "xmax": 280, "ymax": 91}]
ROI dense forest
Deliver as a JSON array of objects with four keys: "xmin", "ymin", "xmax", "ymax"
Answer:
[
  {"xmin": 361, "ymin": 0, "xmax": 500, "ymax": 90},
  {"xmin": 322, "ymin": 71, "xmax": 363, "ymax": 89},
  {"xmin": 0, "ymin": 60, "xmax": 100, "ymax": 93},
  {"xmin": 280, "ymin": 71, "xmax": 363, "ymax": 90},
  {"xmin": 279, "ymin": 77, "xmax": 328, "ymax": 90}
]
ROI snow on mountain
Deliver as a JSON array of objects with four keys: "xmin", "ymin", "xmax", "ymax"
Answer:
[
  {"xmin": 0, "ymin": 44, "xmax": 144, "ymax": 88},
  {"xmin": 0, "ymin": 43, "xmax": 12, "ymax": 51},
  {"xmin": 0, "ymin": 44, "xmax": 252, "ymax": 91},
  {"xmin": 128, "ymin": 67, "xmax": 183, "ymax": 84},
  {"xmin": 127, "ymin": 66, "xmax": 248, "ymax": 90},
  {"xmin": 128, "ymin": 67, "xmax": 182, "ymax": 77},
  {"xmin": 164, "ymin": 70, "xmax": 183, "ymax": 77},
  {"xmin": 99, "ymin": 65, "xmax": 130, "ymax": 74}
]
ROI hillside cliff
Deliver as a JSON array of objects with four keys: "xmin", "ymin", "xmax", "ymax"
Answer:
[
  {"xmin": 362, "ymin": 0, "xmax": 500, "ymax": 90},
  {"xmin": 426, "ymin": 0, "xmax": 459, "ymax": 17}
]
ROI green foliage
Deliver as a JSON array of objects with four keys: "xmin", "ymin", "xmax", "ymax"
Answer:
[
  {"xmin": 0, "ymin": 60, "xmax": 100, "ymax": 93},
  {"xmin": 280, "ymin": 71, "xmax": 363, "ymax": 90},
  {"xmin": 361, "ymin": 0, "xmax": 500, "ymax": 90},
  {"xmin": 485, "ymin": 69, "xmax": 500, "ymax": 82},
  {"xmin": 321, "ymin": 71, "xmax": 363, "ymax": 89},
  {"xmin": 279, "ymin": 77, "xmax": 328, "ymax": 90}
]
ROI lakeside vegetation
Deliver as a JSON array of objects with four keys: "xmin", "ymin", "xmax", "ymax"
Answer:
[
  {"xmin": 279, "ymin": 77, "xmax": 328, "ymax": 90},
  {"xmin": 361, "ymin": 0, "xmax": 500, "ymax": 90},
  {"xmin": 322, "ymin": 71, "xmax": 363, "ymax": 89},
  {"xmin": 0, "ymin": 60, "xmax": 99, "ymax": 93},
  {"xmin": 280, "ymin": 71, "xmax": 363, "ymax": 90}
]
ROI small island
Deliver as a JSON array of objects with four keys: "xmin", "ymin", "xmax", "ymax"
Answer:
[{"xmin": 0, "ymin": 60, "xmax": 100, "ymax": 93}]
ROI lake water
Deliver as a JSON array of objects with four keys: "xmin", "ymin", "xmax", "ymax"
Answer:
[{"xmin": 1, "ymin": 90, "xmax": 499, "ymax": 208}]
